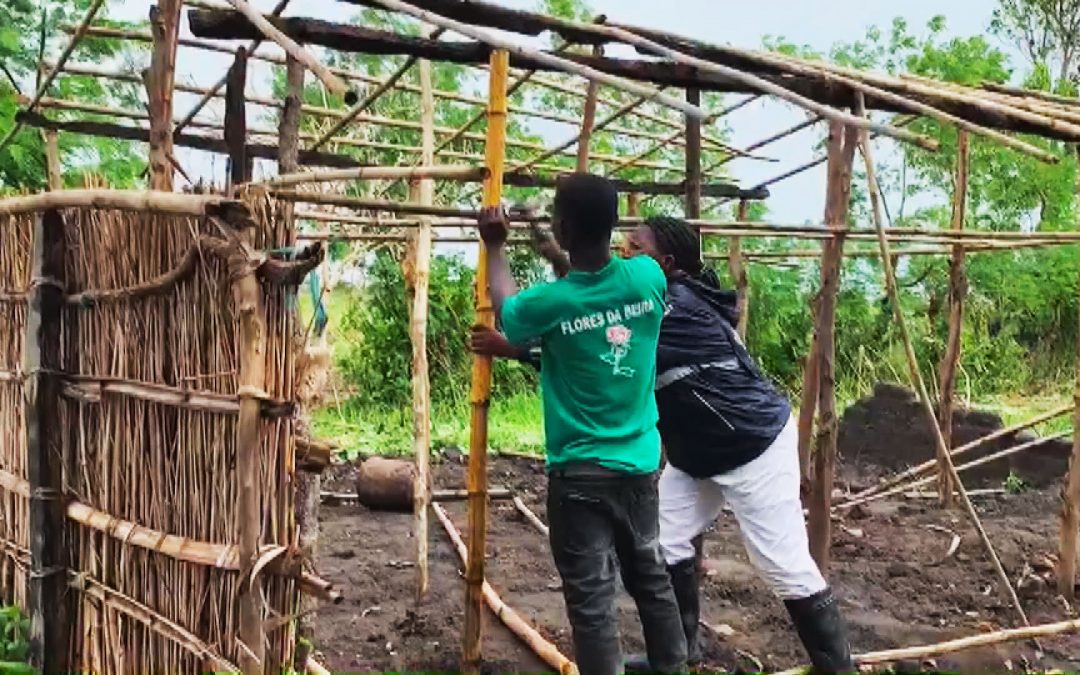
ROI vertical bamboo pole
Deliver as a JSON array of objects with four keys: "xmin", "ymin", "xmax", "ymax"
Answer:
[
  {"xmin": 626, "ymin": 192, "xmax": 640, "ymax": 217},
  {"xmin": 856, "ymin": 96, "xmax": 1030, "ymax": 627},
  {"xmin": 234, "ymin": 221, "xmax": 267, "ymax": 673},
  {"xmin": 24, "ymin": 209, "xmax": 68, "ymax": 672},
  {"xmin": 225, "ymin": 48, "xmax": 250, "ymax": 188},
  {"xmin": 146, "ymin": 0, "xmax": 182, "ymax": 191},
  {"xmin": 464, "ymin": 49, "xmax": 509, "ymax": 674},
  {"xmin": 808, "ymin": 120, "xmax": 856, "ymax": 573},
  {"xmin": 685, "ymin": 89, "xmax": 702, "ymax": 219},
  {"xmin": 730, "ymin": 199, "xmax": 750, "ymax": 341},
  {"xmin": 1061, "ymin": 299, "xmax": 1080, "ymax": 597},
  {"xmin": 575, "ymin": 45, "xmax": 602, "ymax": 172},
  {"xmin": 937, "ymin": 131, "xmax": 969, "ymax": 509},
  {"xmin": 412, "ymin": 47, "xmax": 436, "ymax": 603},
  {"xmin": 43, "ymin": 130, "xmax": 61, "ymax": 191}
]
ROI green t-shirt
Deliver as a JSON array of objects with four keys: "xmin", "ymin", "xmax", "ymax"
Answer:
[{"xmin": 500, "ymin": 255, "xmax": 666, "ymax": 474}]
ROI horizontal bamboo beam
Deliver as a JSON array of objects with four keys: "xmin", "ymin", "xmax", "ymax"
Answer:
[
  {"xmin": 259, "ymin": 165, "xmax": 487, "ymax": 187},
  {"xmin": 0, "ymin": 187, "xmax": 249, "ymax": 219},
  {"xmin": 62, "ymin": 376, "xmax": 295, "ymax": 418}
]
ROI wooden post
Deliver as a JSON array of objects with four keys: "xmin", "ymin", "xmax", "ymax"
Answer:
[
  {"xmin": 280, "ymin": 53, "xmax": 317, "ymax": 671},
  {"xmin": 808, "ymin": 121, "xmax": 856, "ymax": 573},
  {"xmin": 42, "ymin": 130, "xmax": 62, "ymax": 191},
  {"xmin": 797, "ymin": 330, "xmax": 820, "ymax": 495},
  {"xmin": 626, "ymin": 192, "xmax": 640, "ymax": 217},
  {"xmin": 464, "ymin": 49, "xmax": 509, "ymax": 674},
  {"xmin": 937, "ymin": 131, "xmax": 969, "ymax": 508},
  {"xmin": 225, "ymin": 47, "xmax": 250, "ymax": 188},
  {"xmin": 730, "ymin": 199, "xmax": 750, "ymax": 341},
  {"xmin": 233, "ymin": 221, "xmax": 267, "ymax": 672},
  {"xmin": 1061, "ymin": 289, "xmax": 1080, "ymax": 597},
  {"xmin": 685, "ymin": 88, "xmax": 702, "ymax": 219},
  {"xmin": 146, "ymin": 0, "xmax": 182, "ymax": 191},
  {"xmin": 412, "ymin": 48, "xmax": 435, "ymax": 603},
  {"xmin": 575, "ymin": 45, "xmax": 602, "ymax": 172},
  {"xmin": 24, "ymin": 209, "xmax": 69, "ymax": 672}
]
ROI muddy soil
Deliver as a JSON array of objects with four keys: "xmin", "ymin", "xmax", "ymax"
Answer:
[{"xmin": 314, "ymin": 455, "xmax": 1080, "ymax": 673}]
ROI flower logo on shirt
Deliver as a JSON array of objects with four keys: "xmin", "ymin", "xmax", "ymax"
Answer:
[{"xmin": 600, "ymin": 324, "xmax": 635, "ymax": 377}]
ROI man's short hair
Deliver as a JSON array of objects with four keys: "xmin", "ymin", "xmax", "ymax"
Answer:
[{"xmin": 553, "ymin": 173, "xmax": 619, "ymax": 244}]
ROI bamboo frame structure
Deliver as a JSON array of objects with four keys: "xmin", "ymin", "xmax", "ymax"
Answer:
[{"xmin": 14, "ymin": 0, "xmax": 1080, "ymax": 668}]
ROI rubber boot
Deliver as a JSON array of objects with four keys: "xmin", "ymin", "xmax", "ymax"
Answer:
[
  {"xmin": 783, "ymin": 587, "xmax": 855, "ymax": 674},
  {"xmin": 625, "ymin": 559, "xmax": 701, "ymax": 672}
]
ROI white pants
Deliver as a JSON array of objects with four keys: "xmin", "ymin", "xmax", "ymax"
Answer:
[{"xmin": 658, "ymin": 417, "xmax": 828, "ymax": 600}]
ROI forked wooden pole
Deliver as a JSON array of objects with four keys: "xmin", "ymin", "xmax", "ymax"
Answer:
[
  {"xmin": 463, "ymin": 48, "xmax": 509, "ymax": 674},
  {"xmin": 855, "ymin": 94, "xmax": 1031, "ymax": 628},
  {"xmin": 147, "ymin": 0, "xmax": 183, "ymax": 191},
  {"xmin": 1060, "ymin": 279, "xmax": 1080, "ymax": 596},
  {"xmin": 807, "ymin": 120, "xmax": 856, "ymax": 572},
  {"xmin": 936, "ymin": 130, "xmax": 970, "ymax": 508},
  {"xmin": 412, "ymin": 50, "xmax": 436, "ymax": 604},
  {"xmin": 730, "ymin": 199, "xmax": 750, "ymax": 340}
]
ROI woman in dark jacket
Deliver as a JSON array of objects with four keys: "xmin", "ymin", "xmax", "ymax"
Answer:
[{"xmin": 471, "ymin": 216, "xmax": 853, "ymax": 673}]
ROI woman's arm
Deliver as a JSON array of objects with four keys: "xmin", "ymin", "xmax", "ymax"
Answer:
[
  {"xmin": 469, "ymin": 326, "xmax": 540, "ymax": 370},
  {"xmin": 529, "ymin": 223, "xmax": 571, "ymax": 278}
]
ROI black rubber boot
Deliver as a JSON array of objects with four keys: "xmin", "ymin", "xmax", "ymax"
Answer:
[
  {"xmin": 625, "ymin": 559, "xmax": 701, "ymax": 672},
  {"xmin": 784, "ymin": 587, "xmax": 855, "ymax": 674}
]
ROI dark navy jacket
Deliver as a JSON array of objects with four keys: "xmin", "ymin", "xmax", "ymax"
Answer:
[
  {"xmin": 654, "ymin": 273, "xmax": 790, "ymax": 478},
  {"xmin": 513, "ymin": 272, "xmax": 789, "ymax": 478}
]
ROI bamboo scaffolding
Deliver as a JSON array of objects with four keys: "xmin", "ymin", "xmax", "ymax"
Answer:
[
  {"xmin": 0, "ymin": 0, "xmax": 106, "ymax": 154},
  {"xmin": 807, "ymin": 120, "xmax": 855, "ymax": 572},
  {"xmin": 223, "ymin": 0, "xmax": 356, "ymax": 104},
  {"xmin": 840, "ymin": 403, "xmax": 1074, "ymax": 507},
  {"xmin": 412, "ymin": 49, "xmax": 436, "ymax": 604},
  {"xmin": 463, "ymin": 48, "xmax": 509, "ymax": 674},
  {"xmin": 856, "ymin": 94, "xmax": 1030, "ymax": 628},
  {"xmin": 362, "ymin": 0, "xmax": 706, "ymax": 119},
  {"xmin": 432, "ymin": 503, "xmax": 577, "ymax": 675},
  {"xmin": 707, "ymin": 115, "xmax": 822, "ymax": 172}
]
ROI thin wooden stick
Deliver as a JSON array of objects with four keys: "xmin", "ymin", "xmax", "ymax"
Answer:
[
  {"xmin": 462, "ymin": 48, "xmax": 509, "ymax": 675},
  {"xmin": 936, "ymin": 131, "xmax": 970, "ymax": 507},
  {"xmin": 363, "ymin": 0, "xmax": 706, "ymax": 119},
  {"xmin": 0, "ymin": 0, "xmax": 106, "ymax": 153},
  {"xmin": 512, "ymin": 496, "xmax": 549, "ymax": 537},
  {"xmin": 260, "ymin": 165, "xmax": 485, "ymax": 187},
  {"xmin": 432, "ymin": 503, "xmax": 577, "ymax": 675},
  {"xmin": 222, "ymin": 0, "xmax": 356, "ymax": 104},
  {"xmin": 575, "ymin": 43, "xmax": 603, "ymax": 171},
  {"xmin": 174, "ymin": 0, "xmax": 291, "ymax": 134},
  {"xmin": 413, "ymin": 49, "xmax": 436, "ymax": 605},
  {"xmin": 856, "ymin": 93, "xmax": 1030, "ymax": 628},
  {"xmin": 772, "ymin": 616, "xmax": 1080, "ymax": 674},
  {"xmin": 842, "ymin": 404, "xmax": 1074, "ymax": 506}
]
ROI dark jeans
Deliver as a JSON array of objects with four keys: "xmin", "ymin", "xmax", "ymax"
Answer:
[{"xmin": 547, "ymin": 464, "xmax": 688, "ymax": 675}]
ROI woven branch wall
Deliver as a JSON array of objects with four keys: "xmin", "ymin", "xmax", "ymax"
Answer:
[{"xmin": 0, "ymin": 189, "xmax": 301, "ymax": 670}]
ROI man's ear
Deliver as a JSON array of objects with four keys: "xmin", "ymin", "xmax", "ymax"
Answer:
[{"xmin": 660, "ymin": 253, "xmax": 676, "ymax": 274}]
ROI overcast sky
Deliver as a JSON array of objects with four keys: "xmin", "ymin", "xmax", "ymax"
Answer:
[{"xmin": 104, "ymin": 0, "xmax": 1011, "ymax": 225}]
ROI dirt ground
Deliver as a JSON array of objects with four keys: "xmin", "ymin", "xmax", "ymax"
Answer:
[{"xmin": 313, "ymin": 455, "xmax": 1080, "ymax": 673}]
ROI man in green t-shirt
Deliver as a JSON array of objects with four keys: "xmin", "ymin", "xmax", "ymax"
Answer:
[{"xmin": 477, "ymin": 173, "xmax": 687, "ymax": 675}]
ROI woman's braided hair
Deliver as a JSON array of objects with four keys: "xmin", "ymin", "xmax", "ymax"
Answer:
[{"xmin": 644, "ymin": 215, "xmax": 721, "ymax": 287}]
